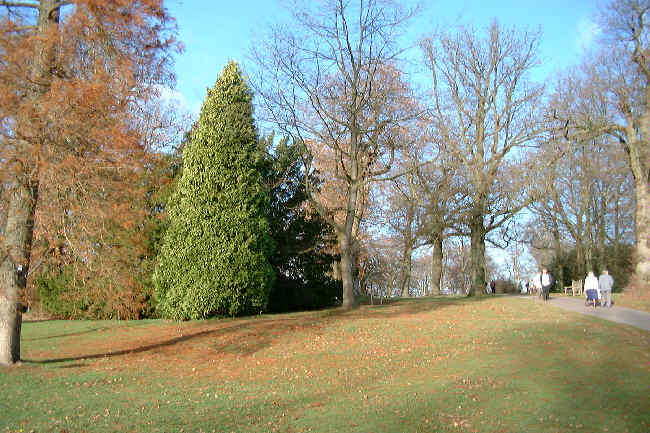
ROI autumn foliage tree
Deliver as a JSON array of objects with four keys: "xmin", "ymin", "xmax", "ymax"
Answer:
[{"xmin": 0, "ymin": 0, "xmax": 179, "ymax": 366}]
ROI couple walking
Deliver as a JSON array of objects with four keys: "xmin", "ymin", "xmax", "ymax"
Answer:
[
  {"xmin": 584, "ymin": 269, "xmax": 614, "ymax": 308},
  {"xmin": 533, "ymin": 268, "xmax": 553, "ymax": 301}
]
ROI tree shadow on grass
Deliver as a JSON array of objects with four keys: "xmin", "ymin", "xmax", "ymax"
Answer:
[
  {"xmin": 24, "ymin": 326, "xmax": 114, "ymax": 341},
  {"xmin": 22, "ymin": 295, "xmax": 512, "ymax": 366},
  {"xmin": 22, "ymin": 321, "xmax": 257, "ymax": 364},
  {"xmin": 22, "ymin": 312, "xmax": 343, "ymax": 365}
]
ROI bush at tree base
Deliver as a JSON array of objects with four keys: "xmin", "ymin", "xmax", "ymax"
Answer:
[{"xmin": 34, "ymin": 264, "xmax": 151, "ymax": 320}]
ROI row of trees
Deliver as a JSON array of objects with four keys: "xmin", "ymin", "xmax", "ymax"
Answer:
[
  {"xmin": 0, "ymin": 1, "xmax": 340, "ymax": 365},
  {"xmin": 252, "ymin": 0, "xmax": 647, "ymax": 303},
  {"xmin": 0, "ymin": 0, "xmax": 646, "ymax": 366}
]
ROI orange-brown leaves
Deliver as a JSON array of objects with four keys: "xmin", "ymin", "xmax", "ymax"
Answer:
[{"xmin": 0, "ymin": 0, "xmax": 181, "ymax": 318}]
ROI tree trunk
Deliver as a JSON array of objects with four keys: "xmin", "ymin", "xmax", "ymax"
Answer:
[
  {"xmin": 338, "ymin": 231, "xmax": 358, "ymax": 309},
  {"xmin": 0, "ymin": 0, "xmax": 58, "ymax": 367},
  {"xmin": 575, "ymin": 239, "xmax": 585, "ymax": 279},
  {"xmin": 0, "ymin": 181, "xmax": 37, "ymax": 366},
  {"xmin": 399, "ymin": 243, "xmax": 413, "ymax": 298},
  {"xmin": 623, "ymin": 113, "xmax": 650, "ymax": 285},
  {"xmin": 596, "ymin": 194, "xmax": 607, "ymax": 271},
  {"xmin": 430, "ymin": 231, "xmax": 443, "ymax": 296},
  {"xmin": 552, "ymin": 228, "xmax": 564, "ymax": 289},
  {"xmin": 338, "ymin": 174, "xmax": 360, "ymax": 309},
  {"xmin": 634, "ymin": 180, "xmax": 650, "ymax": 284},
  {"xmin": 469, "ymin": 211, "xmax": 487, "ymax": 296},
  {"xmin": 399, "ymin": 203, "xmax": 415, "ymax": 297}
]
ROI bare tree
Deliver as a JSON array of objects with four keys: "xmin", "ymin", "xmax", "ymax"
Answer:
[
  {"xmin": 528, "ymin": 128, "xmax": 635, "ymax": 281},
  {"xmin": 420, "ymin": 22, "xmax": 546, "ymax": 296},
  {"xmin": 577, "ymin": 0, "xmax": 649, "ymax": 285},
  {"xmin": 252, "ymin": 0, "xmax": 418, "ymax": 308},
  {"xmin": 408, "ymin": 138, "xmax": 468, "ymax": 296},
  {"xmin": 382, "ymin": 172, "xmax": 421, "ymax": 298}
]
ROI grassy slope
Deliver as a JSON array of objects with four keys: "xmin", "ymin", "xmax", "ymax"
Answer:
[
  {"xmin": 613, "ymin": 292, "xmax": 650, "ymax": 313},
  {"xmin": 1, "ymin": 296, "xmax": 649, "ymax": 433}
]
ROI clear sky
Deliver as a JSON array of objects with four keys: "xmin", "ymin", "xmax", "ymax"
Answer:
[{"xmin": 166, "ymin": 0, "xmax": 603, "ymax": 115}]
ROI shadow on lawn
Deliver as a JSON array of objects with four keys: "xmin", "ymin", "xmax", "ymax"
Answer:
[
  {"xmin": 24, "ymin": 326, "xmax": 115, "ymax": 341},
  {"xmin": 22, "ymin": 320, "xmax": 258, "ymax": 364},
  {"xmin": 23, "ymin": 295, "xmax": 500, "ymax": 365}
]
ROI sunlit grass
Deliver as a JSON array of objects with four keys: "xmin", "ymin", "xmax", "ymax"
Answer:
[{"xmin": 2, "ymin": 296, "xmax": 648, "ymax": 433}]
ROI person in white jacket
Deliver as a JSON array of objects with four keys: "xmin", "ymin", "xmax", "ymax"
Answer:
[
  {"xmin": 532, "ymin": 272, "xmax": 542, "ymax": 296},
  {"xmin": 584, "ymin": 271, "xmax": 599, "ymax": 306}
]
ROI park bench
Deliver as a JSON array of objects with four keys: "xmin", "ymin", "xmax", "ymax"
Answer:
[{"xmin": 563, "ymin": 279, "xmax": 583, "ymax": 296}]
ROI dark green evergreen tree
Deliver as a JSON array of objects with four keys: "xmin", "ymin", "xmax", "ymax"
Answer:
[
  {"xmin": 259, "ymin": 135, "xmax": 341, "ymax": 312},
  {"xmin": 153, "ymin": 61, "xmax": 274, "ymax": 319}
]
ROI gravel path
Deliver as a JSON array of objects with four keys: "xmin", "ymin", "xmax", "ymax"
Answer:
[{"xmin": 521, "ymin": 295, "xmax": 650, "ymax": 332}]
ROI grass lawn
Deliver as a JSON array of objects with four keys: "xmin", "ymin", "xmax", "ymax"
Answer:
[
  {"xmin": 613, "ymin": 293, "xmax": 650, "ymax": 313},
  {"xmin": 2, "ymin": 296, "xmax": 649, "ymax": 433}
]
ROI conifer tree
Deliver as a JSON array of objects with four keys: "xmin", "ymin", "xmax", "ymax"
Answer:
[{"xmin": 153, "ymin": 61, "xmax": 274, "ymax": 319}]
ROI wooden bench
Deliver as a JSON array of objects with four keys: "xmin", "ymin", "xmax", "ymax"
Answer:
[{"xmin": 563, "ymin": 280, "xmax": 583, "ymax": 296}]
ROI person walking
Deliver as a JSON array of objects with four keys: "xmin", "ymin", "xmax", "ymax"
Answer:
[
  {"xmin": 598, "ymin": 269, "xmax": 614, "ymax": 308},
  {"xmin": 584, "ymin": 271, "xmax": 599, "ymax": 307},
  {"xmin": 532, "ymin": 272, "xmax": 542, "ymax": 297},
  {"xmin": 539, "ymin": 268, "xmax": 553, "ymax": 301}
]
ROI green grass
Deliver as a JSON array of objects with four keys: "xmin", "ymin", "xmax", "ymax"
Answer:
[
  {"xmin": 613, "ymin": 292, "xmax": 650, "ymax": 313},
  {"xmin": 2, "ymin": 296, "xmax": 649, "ymax": 433}
]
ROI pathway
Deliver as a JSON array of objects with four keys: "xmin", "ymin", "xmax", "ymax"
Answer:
[{"xmin": 521, "ymin": 295, "xmax": 650, "ymax": 332}]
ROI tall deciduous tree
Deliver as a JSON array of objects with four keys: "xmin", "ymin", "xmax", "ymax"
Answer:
[
  {"xmin": 0, "ymin": 1, "xmax": 178, "ymax": 366},
  {"xmin": 549, "ymin": 0, "xmax": 648, "ymax": 289},
  {"xmin": 421, "ymin": 22, "xmax": 545, "ymax": 296},
  {"xmin": 588, "ymin": 0, "xmax": 648, "ymax": 285},
  {"xmin": 407, "ymin": 129, "xmax": 468, "ymax": 296},
  {"xmin": 252, "ymin": 0, "xmax": 418, "ymax": 309},
  {"xmin": 153, "ymin": 61, "xmax": 274, "ymax": 320}
]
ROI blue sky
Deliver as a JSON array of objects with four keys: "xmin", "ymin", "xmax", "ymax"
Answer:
[{"xmin": 165, "ymin": 0, "xmax": 603, "ymax": 115}]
